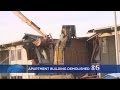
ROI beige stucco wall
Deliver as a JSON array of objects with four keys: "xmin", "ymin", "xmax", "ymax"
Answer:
[
  {"xmin": 100, "ymin": 36, "xmax": 116, "ymax": 64},
  {"xmin": 100, "ymin": 32, "xmax": 120, "ymax": 65},
  {"xmin": 8, "ymin": 45, "xmax": 35, "ymax": 79}
]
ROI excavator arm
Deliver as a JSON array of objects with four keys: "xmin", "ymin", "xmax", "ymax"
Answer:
[{"xmin": 12, "ymin": 11, "xmax": 48, "ymax": 40}]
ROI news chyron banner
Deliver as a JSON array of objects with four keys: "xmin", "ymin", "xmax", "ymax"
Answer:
[{"xmin": 0, "ymin": 64, "xmax": 120, "ymax": 73}]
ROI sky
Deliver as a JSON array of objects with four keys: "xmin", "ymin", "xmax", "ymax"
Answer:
[{"xmin": 0, "ymin": 11, "xmax": 120, "ymax": 44}]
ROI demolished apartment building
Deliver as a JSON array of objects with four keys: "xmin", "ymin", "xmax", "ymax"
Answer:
[
  {"xmin": 0, "ymin": 40, "xmax": 35, "ymax": 79},
  {"xmin": 0, "ymin": 25, "xmax": 97, "ymax": 79},
  {"xmin": 87, "ymin": 26, "xmax": 120, "ymax": 65},
  {"xmin": 87, "ymin": 26, "xmax": 120, "ymax": 77},
  {"xmin": 22, "ymin": 25, "xmax": 93, "ymax": 79},
  {"xmin": 0, "ymin": 33, "xmax": 58, "ymax": 79}
]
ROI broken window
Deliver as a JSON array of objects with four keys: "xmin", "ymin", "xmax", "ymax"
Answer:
[
  {"xmin": 0, "ymin": 50, "xmax": 9, "ymax": 64},
  {"xmin": 102, "ymin": 38, "xmax": 107, "ymax": 54},
  {"xmin": 17, "ymin": 49, "xmax": 22, "ymax": 60},
  {"xmin": 17, "ymin": 76, "xmax": 22, "ymax": 79},
  {"xmin": 10, "ymin": 50, "xmax": 15, "ymax": 61},
  {"xmin": 11, "ymin": 76, "xmax": 22, "ymax": 79},
  {"xmin": 11, "ymin": 76, "xmax": 16, "ymax": 79},
  {"xmin": 2, "ymin": 76, "xmax": 8, "ymax": 79}
]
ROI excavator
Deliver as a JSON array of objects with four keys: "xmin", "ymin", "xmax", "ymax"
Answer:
[
  {"xmin": 12, "ymin": 11, "xmax": 76, "ymax": 65},
  {"xmin": 12, "ymin": 11, "xmax": 75, "ymax": 79},
  {"xmin": 12, "ymin": 11, "xmax": 98, "ymax": 79}
]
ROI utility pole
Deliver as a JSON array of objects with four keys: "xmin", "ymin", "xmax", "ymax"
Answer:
[{"xmin": 114, "ymin": 11, "xmax": 119, "ymax": 70}]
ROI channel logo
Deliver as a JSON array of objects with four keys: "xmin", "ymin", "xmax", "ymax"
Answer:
[{"xmin": 7, "ymin": 64, "xmax": 26, "ymax": 73}]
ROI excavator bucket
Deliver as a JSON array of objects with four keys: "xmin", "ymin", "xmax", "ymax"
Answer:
[{"xmin": 54, "ymin": 25, "xmax": 76, "ymax": 65}]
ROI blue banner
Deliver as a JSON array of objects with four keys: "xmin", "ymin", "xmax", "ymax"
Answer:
[
  {"xmin": 0, "ymin": 64, "xmax": 120, "ymax": 73},
  {"xmin": 27, "ymin": 65, "xmax": 99, "ymax": 73},
  {"xmin": 0, "ymin": 64, "xmax": 26, "ymax": 73}
]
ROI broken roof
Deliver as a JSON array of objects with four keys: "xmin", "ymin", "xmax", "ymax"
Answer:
[
  {"xmin": 0, "ymin": 33, "xmax": 42, "ymax": 48},
  {"xmin": 23, "ymin": 33, "xmax": 42, "ymax": 40},
  {"xmin": 0, "ymin": 40, "xmax": 23, "ymax": 48},
  {"xmin": 88, "ymin": 25, "xmax": 120, "ymax": 33}
]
